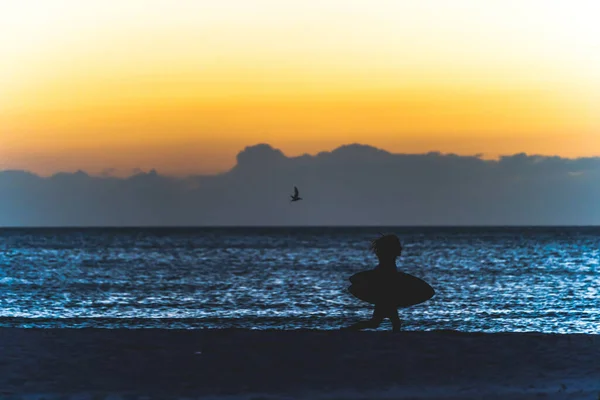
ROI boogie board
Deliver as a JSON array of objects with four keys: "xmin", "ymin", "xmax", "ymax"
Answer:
[{"xmin": 348, "ymin": 269, "xmax": 435, "ymax": 307}]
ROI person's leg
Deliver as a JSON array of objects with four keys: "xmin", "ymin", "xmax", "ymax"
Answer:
[
  {"xmin": 375, "ymin": 305, "xmax": 402, "ymax": 332},
  {"xmin": 343, "ymin": 306, "xmax": 384, "ymax": 330},
  {"xmin": 389, "ymin": 308, "xmax": 402, "ymax": 332}
]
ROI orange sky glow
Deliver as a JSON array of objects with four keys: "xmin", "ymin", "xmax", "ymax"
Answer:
[{"xmin": 1, "ymin": 0, "xmax": 599, "ymax": 176}]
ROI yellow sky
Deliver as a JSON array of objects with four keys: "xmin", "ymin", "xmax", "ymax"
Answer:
[{"xmin": 1, "ymin": 0, "xmax": 599, "ymax": 175}]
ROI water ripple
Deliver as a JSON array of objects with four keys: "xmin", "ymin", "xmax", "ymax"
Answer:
[{"xmin": 0, "ymin": 227, "xmax": 598, "ymax": 333}]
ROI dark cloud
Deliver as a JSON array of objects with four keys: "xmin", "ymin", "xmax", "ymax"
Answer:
[
  {"xmin": 1, "ymin": 143, "xmax": 599, "ymax": 226},
  {"xmin": 100, "ymin": 168, "xmax": 118, "ymax": 177}
]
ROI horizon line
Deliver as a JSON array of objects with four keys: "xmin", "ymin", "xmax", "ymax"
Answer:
[{"xmin": 1, "ymin": 225, "xmax": 599, "ymax": 229}]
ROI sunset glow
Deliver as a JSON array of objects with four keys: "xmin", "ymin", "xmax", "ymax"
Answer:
[{"xmin": 2, "ymin": 0, "xmax": 599, "ymax": 175}]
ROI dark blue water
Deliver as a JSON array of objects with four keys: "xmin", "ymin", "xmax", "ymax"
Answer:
[{"xmin": 0, "ymin": 227, "xmax": 598, "ymax": 333}]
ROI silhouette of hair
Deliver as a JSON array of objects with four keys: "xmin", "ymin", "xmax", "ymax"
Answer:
[{"xmin": 370, "ymin": 234, "xmax": 402, "ymax": 259}]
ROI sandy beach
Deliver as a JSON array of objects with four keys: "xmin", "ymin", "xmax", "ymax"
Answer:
[{"xmin": 1, "ymin": 328, "xmax": 599, "ymax": 399}]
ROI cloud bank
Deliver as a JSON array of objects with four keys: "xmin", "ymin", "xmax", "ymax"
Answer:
[{"xmin": 1, "ymin": 144, "xmax": 599, "ymax": 226}]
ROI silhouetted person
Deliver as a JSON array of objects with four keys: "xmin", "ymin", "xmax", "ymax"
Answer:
[{"xmin": 344, "ymin": 234, "xmax": 404, "ymax": 332}]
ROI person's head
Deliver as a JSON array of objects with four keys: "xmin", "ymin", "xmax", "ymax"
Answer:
[{"xmin": 370, "ymin": 233, "xmax": 402, "ymax": 261}]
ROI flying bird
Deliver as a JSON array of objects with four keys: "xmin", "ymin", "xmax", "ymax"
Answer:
[{"xmin": 290, "ymin": 186, "xmax": 302, "ymax": 202}]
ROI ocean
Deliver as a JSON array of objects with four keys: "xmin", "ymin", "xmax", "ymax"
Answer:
[{"xmin": 0, "ymin": 227, "xmax": 598, "ymax": 333}]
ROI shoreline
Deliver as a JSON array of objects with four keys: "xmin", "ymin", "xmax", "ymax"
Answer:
[{"xmin": 1, "ymin": 328, "xmax": 599, "ymax": 399}]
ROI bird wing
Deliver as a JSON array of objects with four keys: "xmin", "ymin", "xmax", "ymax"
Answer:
[{"xmin": 294, "ymin": 186, "xmax": 299, "ymax": 196}]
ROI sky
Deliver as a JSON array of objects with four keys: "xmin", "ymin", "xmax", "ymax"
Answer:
[
  {"xmin": 2, "ymin": 144, "xmax": 600, "ymax": 226},
  {"xmin": 1, "ymin": 0, "xmax": 599, "ymax": 176}
]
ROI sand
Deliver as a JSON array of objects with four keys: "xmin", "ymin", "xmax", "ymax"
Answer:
[{"xmin": 1, "ymin": 328, "xmax": 599, "ymax": 399}]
